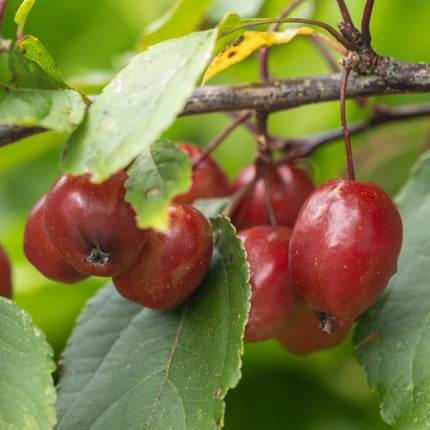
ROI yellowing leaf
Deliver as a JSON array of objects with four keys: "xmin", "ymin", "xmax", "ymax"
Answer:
[{"xmin": 203, "ymin": 27, "xmax": 315, "ymax": 84}]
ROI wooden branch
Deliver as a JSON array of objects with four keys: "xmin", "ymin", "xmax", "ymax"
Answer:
[
  {"xmin": 183, "ymin": 59, "xmax": 430, "ymax": 115},
  {"xmin": 1, "ymin": 57, "xmax": 430, "ymax": 146}
]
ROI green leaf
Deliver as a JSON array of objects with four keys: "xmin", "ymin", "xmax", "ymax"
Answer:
[
  {"xmin": 0, "ymin": 40, "xmax": 58, "ymax": 90},
  {"xmin": 354, "ymin": 150, "xmax": 430, "ymax": 428},
  {"xmin": 0, "ymin": 297, "xmax": 56, "ymax": 430},
  {"xmin": 61, "ymin": 29, "xmax": 217, "ymax": 183},
  {"xmin": 56, "ymin": 217, "xmax": 250, "ymax": 430},
  {"xmin": 125, "ymin": 139, "xmax": 192, "ymax": 230},
  {"xmin": 14, "ymin": 0, "xmax": 37, "ymax": 30},
  {"xmin": 0, "ymin": 86, "xmax": 86, "ymax": 133},
  {"xmin": 16, "ymin": 36, "xmax": 69, "ymax": 89},
  {"xmin": 136, "ymin": 0, "xmax": 215, "ymax": 51}
]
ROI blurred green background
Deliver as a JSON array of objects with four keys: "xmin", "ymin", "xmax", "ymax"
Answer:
[{"xmin": 1, "ymin": 0, "xmax": 429, "ymax": 428}]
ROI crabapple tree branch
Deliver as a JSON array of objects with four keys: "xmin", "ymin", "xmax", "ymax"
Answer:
[{"xmin": 1, "ymin": 57, "xmax": 430, "ymax": 146}]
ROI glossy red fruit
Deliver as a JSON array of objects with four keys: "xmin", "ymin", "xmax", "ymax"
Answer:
[
  {"xmin": 289, "ymin": 178, "xmax": 403, "ymax": 330},
  {"xmin": 237, "ymin": 225, "xmax": 302, "ymax": 342},
  {"xmin": 173, "ymin": 142, "xmax": 232, "ymax": 204},
  {"xmin": 277, "ymin": 307, "xmax": 351, "ymax": 355},
  {"xmin": 0, "ymin": 243, "xmax": 12, "ymax": 299},
  {"xmin": 113, "ymin": 203, "xmax": 213, "ymax": 310},
  {"xmin": 23, "ymin": 194, "xmax": 89, "ymax": 283},
  {"xmin": 231, "ymin": 163, "xmax": 315, "ymax": 230},
  {"xmin": 44, "ymin": 172, "xmax": 148, "ymax": 277}
]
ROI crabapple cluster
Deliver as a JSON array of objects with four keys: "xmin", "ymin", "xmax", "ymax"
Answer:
[
  {"xmin": 231, "ymin": 160, "xmax": 403, "ymax": 354},
  {"xmin": 23, "ymin": 147, "xmax": 218, "ymax": 310},
  {"xmin": 22, "ymin": 138, "xmax": 403, "ymax": 354}
]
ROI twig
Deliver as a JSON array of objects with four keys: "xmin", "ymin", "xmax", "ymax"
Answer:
[{"xmin": 272, "ymin": 102, "xmax": 430, "ymax": 158}]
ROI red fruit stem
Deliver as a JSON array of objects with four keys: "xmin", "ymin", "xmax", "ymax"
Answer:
[
  {"xmin": 259, "ymin": 0, "xmax": 307, "ymax": 81},
  {"xmin": 254, "ymin": 111, "xmax": 277, "ymax": 225},
  {"xmin": 340, "ymin": 64, "xmax": 355, "ymax": 181},
  {"xmin": 192, "ymin": 110, "xmax": 252, "ymax": 168},
  {"xmin": 263, "ymin": 165, "xmax": 277, "ymax": 225},
  {"xmin": 361, "ymin": 0, "xmax": 375, "ymax": 45},
  {"xmin": 336, "ymin": 0, "xmax": 354, "ymax": 27},
  {"xmin": 223, "ymin": 176, "xmax": 257, "ymax": 220}
]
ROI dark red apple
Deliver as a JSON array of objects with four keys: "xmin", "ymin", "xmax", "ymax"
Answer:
[
  {"xmin": 113, "ymin": 203, "xmax": 213, "ymax": 310},
  {"xmin": 231, "ymin": 163, "xmax": 315, "ymax": 230},
  {"xmin": 289, "ymin": 178, "xmax": 403, "ymax": 330},
  {"xmin": 237, "ymin": 225, "xmax": 302, "ymax": 342},
  {"xmin": 44, "ymin": 171, "xmax": 148, "ymax": 277},
  {"xmin": 277, "ymin": 307, "xmax": 351, "ymax": 355},
  {"xmin": 23, "ymin": 194, "xmax": 89, "ymax": 283},
  {"xmin": 173, "ymin": 142, "xmax": 231, "ymax": 204},
  {"xmin": 0, "ymin": 243, "xmax": 12, "ymax": 299}
]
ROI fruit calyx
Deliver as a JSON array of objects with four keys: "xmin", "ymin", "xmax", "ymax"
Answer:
[
  {"xmin": 83, "ymin": 245, "xmax": 110, "ymax": 267},
  {"xmin": 315, "ymin": 311, "xmax": 345, "ymax": 334}
]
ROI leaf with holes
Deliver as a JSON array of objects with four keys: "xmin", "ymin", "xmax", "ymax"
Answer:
[
  {"xmin": 61, "ymin": 30, "xmax": 217, "ymax": 183},
  {"xmin": 55, "ymin": 216, "xmax": 250, "ymax": 430},
  {"xmin": 125, "ymin": 139, "xmax": 192, "ymax": 230},
  {"xmin": 0, "ymin": 297, "xmax": 56, "ymax": 430},
  {"xmin": 354, "ymin": 150, "xmax": 430, "ymax": 428},
  {"xmin": 203, "ymin": 27, "xmax": 315, "ymax": 84}
]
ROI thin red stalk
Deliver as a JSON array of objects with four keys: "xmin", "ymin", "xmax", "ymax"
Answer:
[
  {"xmin": 309, "ymin": 36, "xmax": 341, "ymax": 72},
  {"xmin": 361, "ymin": 0, "xmax": 375, "ymax": 44},
  {"xmin": 259, "ymin": 0, "xmax": 307, "ymax": 81},
  {"xmin": 259, "ymin": 47, "xmax": 270, "ymax": 81},
  {"xmin": 0, "ymin": 0, "xmax": 8, "ymax": 35},
  {"xmin": 309, "ymin": 32, "xmax": 349, "ymax": 56},
  {"xmin": 193, "ymin": 111, "xmax": 252, "ymax": 168},
  {"xmin": 218, "ymin": 17, "xmax": 355, "ymax": 51},
  {"xmin": 223, "ymin": 176, "xmax": 257, "ymax": 220},
  {"xmin": 263, "ymin": 165, "xmax": 277, "ymax": 225},
  {"xmin": 269, "ymin": 0, "xmax": 308, "ymax": 32},
  {"xmin": 340, "ymin": 65, "xmax": 355, "ymax": 180},
  {"xmin": 336, "ymin": 0, "xmax": 354, "ymax": 27}
]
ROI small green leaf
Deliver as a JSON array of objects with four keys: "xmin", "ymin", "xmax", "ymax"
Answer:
[
  {"xmin": 354, "ymin": 150, "xmax": 430, "ymax": 428},
  {"xmin": 16, "ymin": 36, "xmax": 68, "ymax": 89},
  {"xmin": 125, "ymin": 139, "xmax": 192, "ymax": 230},
  {"xmin": 0, "ymin": 40, "xmax": 58, "ymax": 90},
  {"xmin": 61, "ymin": 30, "xmax": 217, "ymax": 183},
  {"xmin": 14, "ymin": 0, "xmax": 37, "ymax": 29},
  {"xmin": 136, "ymin": 0, "xmax": 215, "ymax": 51},
  {"xmin": 0, "ymin": 85, "xmax": 86, "ymax": 133},
  {"xmin": 56, "ymin": 217, "xmax": 250, "ymax": 429},
  {"xmin": 0, "ymin": 297, "xmax": 56, "ymax": 430}
]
